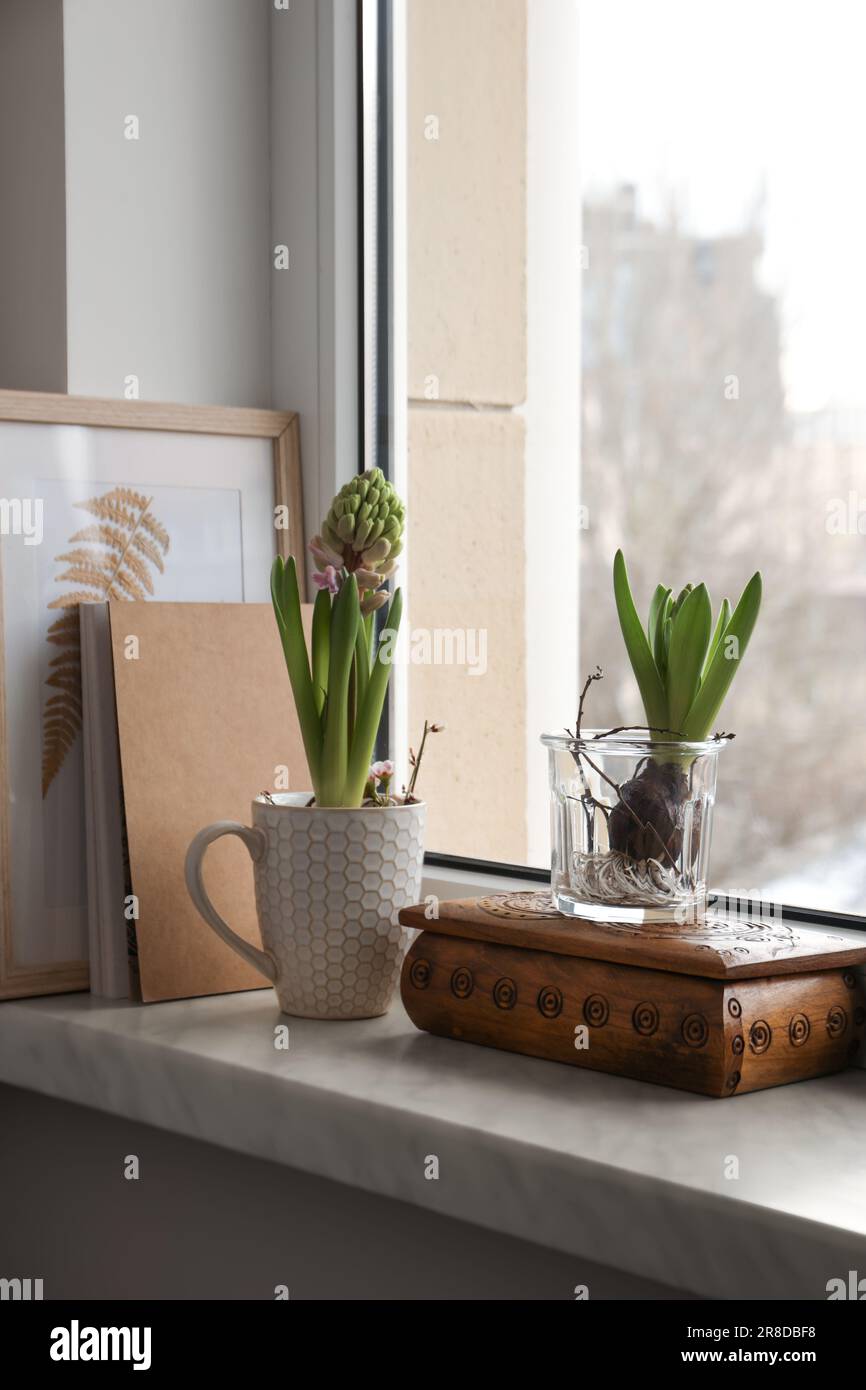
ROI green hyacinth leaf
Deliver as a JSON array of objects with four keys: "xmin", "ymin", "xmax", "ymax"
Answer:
[
  {"xmin": 270, "ymin": 555, "xmax": 322, "ymax": 787},
  {"xmin": 613, "ymin": 550, "xmax": 668, "ymax": 732},
  {"xmin": 343, "ymin": 587, "xmax": 403, "ymax": 807},
  {"xmin": 311, "ymin": 587, "xmax": 331, "ymax": 718},
  {"xmin": 319, "ymin": 572, "xmax": 360, "ymax": 805},
  {"xmin": 647, "ymin": 584, "xmax": 672, "ymax": 670},
  {"xmin": 682, "ymin": 572, "xmax": 762, "ymax": 740},
  {"xmin": 353, "ymin": 614, "xmax": 370, "ymax": 715},
  {"xmin": 666, "ymin": 582, "xmax": 712, "ymax": 735},
  {"xmin": 702, "ymin": 597, "xmax": 732, "ymax": 681},
  {"xmin": 653, "ymin": 593, "xmax": 672, "ymax": 681}
]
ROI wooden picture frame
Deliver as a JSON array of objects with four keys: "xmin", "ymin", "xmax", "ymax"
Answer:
[{"xmin": 0, "ymin": 390, "xmax": 305, "ymax": 1000}]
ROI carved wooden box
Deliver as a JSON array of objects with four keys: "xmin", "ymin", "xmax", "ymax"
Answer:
[{"xmin": 398, "ymin": 893, "xmax": 866, "ymax": 1097}]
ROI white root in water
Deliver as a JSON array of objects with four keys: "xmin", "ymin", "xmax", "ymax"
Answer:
[{"xmin": 570, "ymin": 850, "xmax": 698, "ymax": 906}]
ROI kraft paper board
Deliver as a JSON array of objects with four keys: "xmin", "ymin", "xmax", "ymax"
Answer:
[{"xmin": 109, "ymin": 602, "xmax": 311, "ymax": 1003}]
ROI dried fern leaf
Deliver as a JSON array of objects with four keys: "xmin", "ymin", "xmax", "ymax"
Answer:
[
  {"xmin": 44, "ymin": 716, "xmax": 79, "ymax": 739},
  {"xmin": 49, "ymin": 663, "xmax": 82, "ymax": 683},
  {"xmin": 45, "ymin": 671, "xmax": 83, "ymax": 692},
  {"xmin": 45, "ymin": 692, "xmax": 82, "ymax": 715},
  {"xmin": 48, "ymin": 590, "xmax": 105, "ymax": 608},
  {"xmin": 69, "ymin": 522, "xmax": 129, "ymax": 552},
  {"xmin": 45, "ymin": 707, "xmax": 82, "ymax": 726},
  {"xmin": 43, "ymin": 756, "xmax": 71, "ymax": 797},
  {"xmin": 55, "ymin": 547, "xmax": 117, "ymax": 570},
  {"xmin": 43, "ymin": 740, "xmax": 77, "ymax": 781},
  {"xmin": 43, "ymin": 486, "xmax": 171, "ymax": 795},
  {"xmin": 74, "ymin": 495, "xmax": 140, "ymax": 530},
  {"xmin": 139, "ymin": 512, "xmax": 170, "ymax": 552},
  {"xmin": 107, "ymin": 486, "xmax": 151, "ymax": 512},
  {"xmin": 44, "ymin": 708, "xmax": 79, "ymax": 729},
  {"xmin": 44, "ymin": 721, "xmax": 78, "ymax": 744},
  {"xmin": 121, "ymin": 548, "xmax": 155, "ymax": 593},
  {"xmin": 132, "ymin": 532, "xmax": 166, "ymax": 572},
  {"xmin": 44, "ymin": 714, "xmax": 77, "ymax": 731},
  {"xmin": 47, "ymin": 610, "xmax": 81, "ymax": 633},
  {"xmin": 55, "ymin": 566, "xmax": 117, "ymax": 594},
  {"xmin": 109, "ymin": 568, "xmax": 148, "ymax": 601},
  {"xmin": 46, "ymin": 611, "xmax": 81, "ymax": 644},
  {"xmin": 75, "ymin": 485, "xmax": 147, "ymax": 511},
  {"xmin": 49, "ymin": 667, "xmax": 82, "ymax": 686},
  {"xmin": 42, "ymin": 691, "xmax": 82, "ymax": 794}
]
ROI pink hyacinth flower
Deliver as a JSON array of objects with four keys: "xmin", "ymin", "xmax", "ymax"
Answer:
[{"xmin": 312, "ymin": 565, "xmax": 340, "ymax": 595}]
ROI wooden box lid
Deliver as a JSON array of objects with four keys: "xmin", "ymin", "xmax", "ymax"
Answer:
[{"xmin": 398, "ymin": 891, "xmax": 866, "ymax": 981}]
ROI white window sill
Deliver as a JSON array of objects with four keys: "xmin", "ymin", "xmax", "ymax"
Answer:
[{"xmin": 1, "ymin": 967, "xmax": 865, "ymax": 1300}]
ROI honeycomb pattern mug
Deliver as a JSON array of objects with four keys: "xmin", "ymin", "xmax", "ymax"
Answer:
[{"xmin": 184, "ymin": 792, "xmax": 426, "ymax": 1020}]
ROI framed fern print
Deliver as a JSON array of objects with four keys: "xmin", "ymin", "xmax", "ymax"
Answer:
[{"xmin": 0, "ymin": 391, "xmax": 305, "ymax": 999}]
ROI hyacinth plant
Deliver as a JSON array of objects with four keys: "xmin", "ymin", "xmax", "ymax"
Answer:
[
  {"xmin": 567, "ymin": 551, "xmax": 762, "ymax": 889},
  {"xmin": 612, "ymin": 550, "xmax": 763, "ymax": 743},
  {"xmin": 597, "ymin": 550, "xmax": 762, "ymax": 867},
  {"xmin": 270, "ymin": 469, "xmax": 410, "ymax": 808}
]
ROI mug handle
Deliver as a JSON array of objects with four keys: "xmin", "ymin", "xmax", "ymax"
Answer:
[{"xmin": 184, "ymin": 821, "xmax": 277, "ymax": 982}]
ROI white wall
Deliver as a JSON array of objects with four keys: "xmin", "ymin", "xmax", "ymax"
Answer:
[
  {"xmin": 0, "ymin": 0, "xmax": 357, "ymax": 530},
  {"xmin": 62, "ymin": 0, "xmax": 271, "ymax": 406},
  {"xmin": 0, "ymin": 0, "xmax": 68, "ymax": 394}
]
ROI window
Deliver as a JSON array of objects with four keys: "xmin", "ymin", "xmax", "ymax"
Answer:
[
  {"xmin": 395, "ymin": 0, "xmax": 866, "ymax": 920},
  {"xmin": 578, "ymin": 0, "xmax": 866, "ymax": 917}
]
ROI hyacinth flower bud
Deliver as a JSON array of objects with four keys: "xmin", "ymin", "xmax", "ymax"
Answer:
[
  {"xmin": 322, "ymin": 467, "xmax": 405, "ymax": 569},
  {"xmin": 309, "ymin": 535, "xmax": 343, "ymax": 571},
  {"xmin": 354, "ymin": 568, "xmax": 386, "ymax": 592},
  {"xmin": 360, "ymin": 589, "xmax": 389, "ymax": 616}
]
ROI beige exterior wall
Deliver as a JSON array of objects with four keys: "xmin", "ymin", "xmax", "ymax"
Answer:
[
  {"xmin": 406, "ymin": 0, "xmax": 528, "ymax": 862},
  {"xmin": 407, "ymin": 0, "xmax": 526, "ymax": 406},
  {"xmin": 408, "ymin": 409, "xmax": 526, "ymax": 862}
]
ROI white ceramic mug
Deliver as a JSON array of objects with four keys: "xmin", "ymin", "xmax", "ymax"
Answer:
[{"xmin": 185, "ymin": 792, "xmax": 426, "ymax": 1019}]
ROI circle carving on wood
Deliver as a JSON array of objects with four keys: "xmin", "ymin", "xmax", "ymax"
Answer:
[
  {"xmin": 632, "ymin": 1002, "xmax": 659, "ymax": 1036},
  {"xmin": 409, "ymin": 958, "xmax": 431, "ymax": 990},
  {"xmin": 788, "ymin": 1013, "xmax": 810, "ymax": 1047},
  {"xmin": 583, "ymin": 994, "xmax": 609, "ymax": 1027},
  {"xmin": 493, "ymin": 977, "xmax": 517, "ymax": 1010},
  {"xmin": 749, "ymin": 1020, "xmax": 772, "ymax": 1054},
  {"xmin": 826, "ymin": 1005, "xmax": 847, "ymax": 1039},
  {"xmin": 537, "ymin": 986, "xmax": 563, "ymax": 1019},
  {"xmin": 682, "ymin": 1013, "xmax": 709, "ymax": 1048},
  {"xmin": 450, "ymin": 966, "xmax": 474, "ymax": 1000}
]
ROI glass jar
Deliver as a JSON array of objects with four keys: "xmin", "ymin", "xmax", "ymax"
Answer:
[{"xmin": 541, "ymin": 731, "xmax": 726, "ymax": 923}]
